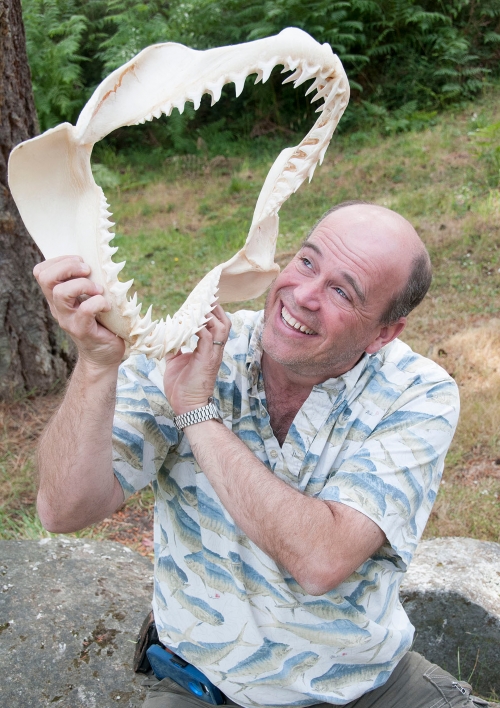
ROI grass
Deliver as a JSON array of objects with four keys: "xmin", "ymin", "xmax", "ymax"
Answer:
[{"xmin": 1, "ymin": 83, "xmax": 500, "ymax": 553}]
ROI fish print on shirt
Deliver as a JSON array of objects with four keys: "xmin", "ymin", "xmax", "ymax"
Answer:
[{"xmin": 112, "ymin": 309, "xmax": 459, "ymax": 707}]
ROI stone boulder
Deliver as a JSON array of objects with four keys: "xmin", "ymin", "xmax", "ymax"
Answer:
[
  {"xmin": 1, "ymin": 536, "xmax": 499, "ymax": 706},
  {"xmin": 0, "ymin": 538, "xmax": 153, "ymax": 707},
  {"xmin": 400, "ymin": 537, "xmax": 500, "ymax": 700}
]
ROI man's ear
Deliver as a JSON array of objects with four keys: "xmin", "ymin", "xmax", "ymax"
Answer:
[{"xmin": 365, "ymin": 318, "xmax": 407, "ymax": 354}]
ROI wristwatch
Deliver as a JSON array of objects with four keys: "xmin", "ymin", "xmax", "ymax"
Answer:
[{"xmin": 173, "ymin": 397, "xmax": 222, "ymax": 431}]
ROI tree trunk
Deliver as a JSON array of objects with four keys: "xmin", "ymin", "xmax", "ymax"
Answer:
[{"xmin": 0, "ymin": 0, "xmax": 75, "ymax": 400}]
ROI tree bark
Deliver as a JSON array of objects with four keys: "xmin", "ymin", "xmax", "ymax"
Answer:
[{"xmin": 0, "ymin": 0, "xmax": 75, "ymax": 400}]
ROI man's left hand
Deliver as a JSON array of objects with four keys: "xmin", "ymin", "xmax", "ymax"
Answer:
[{"xmin": 163, "ymin": 305, "xmax": 230, "ymax": 415}]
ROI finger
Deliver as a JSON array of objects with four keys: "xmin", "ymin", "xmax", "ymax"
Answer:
[
  {"xmin": 71, "ymin": 295, "xmax": 115, "ymax": 340},
  {"xmin": 164, "ymin": 351, "xmax": 192, "ymax": 376},
  {"xmin": 35, "ymin": 257, "xmax": 91, "ymax": 292},
  {"xmin": 195, "ymin": 323, "xmax": 218, "ymax": 357},
  {"xmin": 52, "ymin": 287, "xmax": 111, "ymax": 338},
  {"xmin": 52, "ymin": 278, "xmax": 104, "ymax": 314},
  {"xmin": 205, "ymin": 306, "xmax": 230, "ymax": 341},
  {"xmin": 76, "ymin": 294, "xmax": 111, "ymax": 318},
  {"xmin": 205, "ymin": 304, "xmax": 227, "ymax": 326},
  {"xmin": 164, "ymin": 350, "xmax": 182, "ymax": 363},
  {"xmin": 193, "ymin": 327, "xmax": 226, "ymax": 366},
  {"xmin": 33, "ymin": 255, "xmax": 85, "ymax": 279}
]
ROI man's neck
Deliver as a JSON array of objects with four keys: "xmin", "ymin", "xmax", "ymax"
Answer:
[
  {"xmin": 261, "ymin": 352, "xmax": 316, "ymax": 396},
  {"xmin": 261, "ymin": 353, "xmax": 316, "ymax": 446}
]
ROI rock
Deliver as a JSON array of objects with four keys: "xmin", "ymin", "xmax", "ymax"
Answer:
[
  {"xmin": 1, "ymin": 536, "xmax": 499, "ymax": 706},
  {"xmin": 0, "ymin": 538, "xmax": 153, "ymax": 707},
  {"xmin": 400, "ymin": 537, "xmax": 500, "ymax": 700}
]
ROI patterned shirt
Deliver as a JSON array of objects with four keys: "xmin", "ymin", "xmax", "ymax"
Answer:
[{"xmin": 113, "ymin": 310, "xmax": 459, "ymax": 707}]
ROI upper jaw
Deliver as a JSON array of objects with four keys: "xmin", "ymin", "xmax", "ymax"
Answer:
[{"xmin": 280, "ymin": 303, "xmax": 317, "ymax": 335}]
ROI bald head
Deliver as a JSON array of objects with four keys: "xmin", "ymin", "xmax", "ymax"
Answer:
[{"xmin": 313, "ymin": 201, "xmax": 432, "ymax": 324}]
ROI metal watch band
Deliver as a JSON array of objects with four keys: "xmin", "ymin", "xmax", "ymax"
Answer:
[{"xmin": 173, "ymin": 397, "xmax": 221, "ymax": 431}]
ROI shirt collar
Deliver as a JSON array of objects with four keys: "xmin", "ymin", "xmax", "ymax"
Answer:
[{"xmin": 246, "ymin": 312, "xmax": 265, "ymax": 389}]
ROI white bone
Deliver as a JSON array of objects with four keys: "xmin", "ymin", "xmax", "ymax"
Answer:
[
  {"xmin": 282, "ymin": 68, "xmax": 302, "ymax": 85},
  {"xmin": 206, "ymin": 80, "xmax": 224, "ymax": 105},
  {"xmin": 8, "ymin": 28, "xmax": 349, "ymax": 358},
  {"xmin": 305, "ymin": 78, "xmax": 322, "ymax": 96},
  {"xmin": 100, "ymin": 231, "xmax": 115, "ymax": 245},
  {"xmin": 102, "ymin": 245, "xmax": 119, "ymax": 258},
  {"xmin": 110, "ymin": 279, "xmax": 134, "ymax": 298},
  {"xmin": 187, "ymin": 92, "xmax": 202, "ymax": 110},
  {"xmin": 100, "ymin": 218, "xmax": 115, "ymax": 229},
  {"xmin": 260, "ymin": 59, "xmax": 277, "ymax": 84},
  {"xmin": 103, "ymin": 261, "xmax": 126, "ymax": 280},
  {"xmin": 233, "ymin": 75, "xmax": 246, "ymax": 97},
  {"xmin": 294, "ymin": 64, "xmax": 320, "ymax": 88}
]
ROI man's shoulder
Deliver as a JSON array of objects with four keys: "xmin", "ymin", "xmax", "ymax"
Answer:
[
  {"xmin": 360, "ymin": 338, "xmax": 459, "ymax": 417},
  {"xmin": 377, "ymin": 338, "xmax": 456, "ymax": 387}
]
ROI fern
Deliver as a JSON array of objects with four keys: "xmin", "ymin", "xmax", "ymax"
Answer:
[
  {"xmin": 20, "ymin": 0, "xmax": 500, "ymax": 144},
  {"xmin": 23, "ymin": 0, "xmax": 88, "ymax": 128}
]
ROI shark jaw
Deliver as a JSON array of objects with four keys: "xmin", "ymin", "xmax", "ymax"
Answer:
[{"xmin": 8, "ymin": 28, "xmax": 349, "ymax": 359}]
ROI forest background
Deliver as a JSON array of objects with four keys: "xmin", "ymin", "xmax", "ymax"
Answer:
[
  {"xmin": 22, "ymin": 0, "xmax": 500, "ymax": 146},
  {"xmin": 2, "ymin": 1, "xmax": 500, "ymax": 566}
]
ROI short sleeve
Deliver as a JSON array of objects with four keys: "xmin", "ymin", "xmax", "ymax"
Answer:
[
  {"xmin": 319, "ymin": 377, "xmax": 459, "ymax": 569},
  {"xmin": 112, "ymin": 353, "xmax": 179, "ymax": 499}
]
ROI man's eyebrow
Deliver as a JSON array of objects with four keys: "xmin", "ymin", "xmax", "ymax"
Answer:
[
  {"xmin": 301, "ymin": 241, "xmax": 366, "ymax": 304},
  {"xmin": 301, "ymin": 240, "xmax": 322, "ymax": 256},
  {"xmin": 342, "ymin": 271, "xmax": 366, "ymax": 304}
]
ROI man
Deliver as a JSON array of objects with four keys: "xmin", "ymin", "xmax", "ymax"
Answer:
[{"xmin": 34, "ymin": 203, "xmax": 482, "ymax": 707}]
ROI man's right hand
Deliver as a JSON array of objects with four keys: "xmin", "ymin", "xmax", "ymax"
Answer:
[
  {"xmin": 33, "ymin": 255, "xmax": 125, "ymax": 369},
  {"xmin": 34, "ymin": 255, "xmax": 126, "ymax": 532}
]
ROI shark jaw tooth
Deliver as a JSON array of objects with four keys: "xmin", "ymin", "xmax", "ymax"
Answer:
[
  {"xmin": 109, "ymin": 279, "xmax": 134, "ymax": 300},
  {"xmin": 206, "ymin": 80, "xmax": 224, "ymax": 105},
  {"xmin": 259, "ymin": 59, "xmax": 277, "ymax": 84},
  {"xmin": 123, "ymin": 292, "xmax": 142, "ymax": 319},
  {"xmin": 187, "ymin": 91, "xmax": 203, "ymax": 110},
  {"xmin": 233, "ymin": 75, "xmax": 246, "ymax": 97},
  {"xmin": 103, "ymin": 260, "xmax": 126, "ymax": 280},
  {"xmin": 8, "ymin": 28, "xmax": 349, "ymax": 358}
]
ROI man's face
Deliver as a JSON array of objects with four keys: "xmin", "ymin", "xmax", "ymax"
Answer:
[{"xmin": 261, "ymin": 206, "xmax": 411, "ymax": 382}]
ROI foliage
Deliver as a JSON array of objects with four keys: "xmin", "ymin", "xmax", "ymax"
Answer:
[
  {"xmin": 471, "ymin": 119, "xmax": 500, "ymax": 187},
  {"xmin": 20, "ymin": 1, "xmax": 500, "ymax": 143},
  {"xmin": 22, "ymin": 0, "xmax": 179, "ymax": 129},
  {"xmin": 22, "ymin": 0, "xmax": 88, "ymax": 127}
]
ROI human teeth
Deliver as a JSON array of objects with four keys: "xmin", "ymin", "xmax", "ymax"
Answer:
[{"xmin": 281, "ymin": 306, "xmax": 316, "ymax": 335}]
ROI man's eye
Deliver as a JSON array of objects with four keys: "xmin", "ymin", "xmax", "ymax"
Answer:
[
  {"xmin": 300, "ymin": 257, "xmax": 312, "ymax": 268},
  {"xmin": 334, "ymin": 287, "xmax": 348, "ymax": 300}
]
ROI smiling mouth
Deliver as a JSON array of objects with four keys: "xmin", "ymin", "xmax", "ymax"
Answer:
[{"xmin": 281, "ymin": 305, "xmax": 317, "ymax": 335}]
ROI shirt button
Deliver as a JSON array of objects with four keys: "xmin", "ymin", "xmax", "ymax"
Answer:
[{"xmin": 270, "ymin": 450, "xmax": 278, "ymax": 458}]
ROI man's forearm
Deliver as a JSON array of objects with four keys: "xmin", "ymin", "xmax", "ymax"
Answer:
[
  {"xmin": 185, "ymin": 420, "xmax": 373, "ymax": 595},
  {"xmin": 37, "ymin": 358, "xmax": 124, "ymax": 533}
]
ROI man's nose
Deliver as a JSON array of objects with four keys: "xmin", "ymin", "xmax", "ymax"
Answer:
[{"xmin": 293, "ymin": 279, "xmax": 321, "ymax": 310}]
